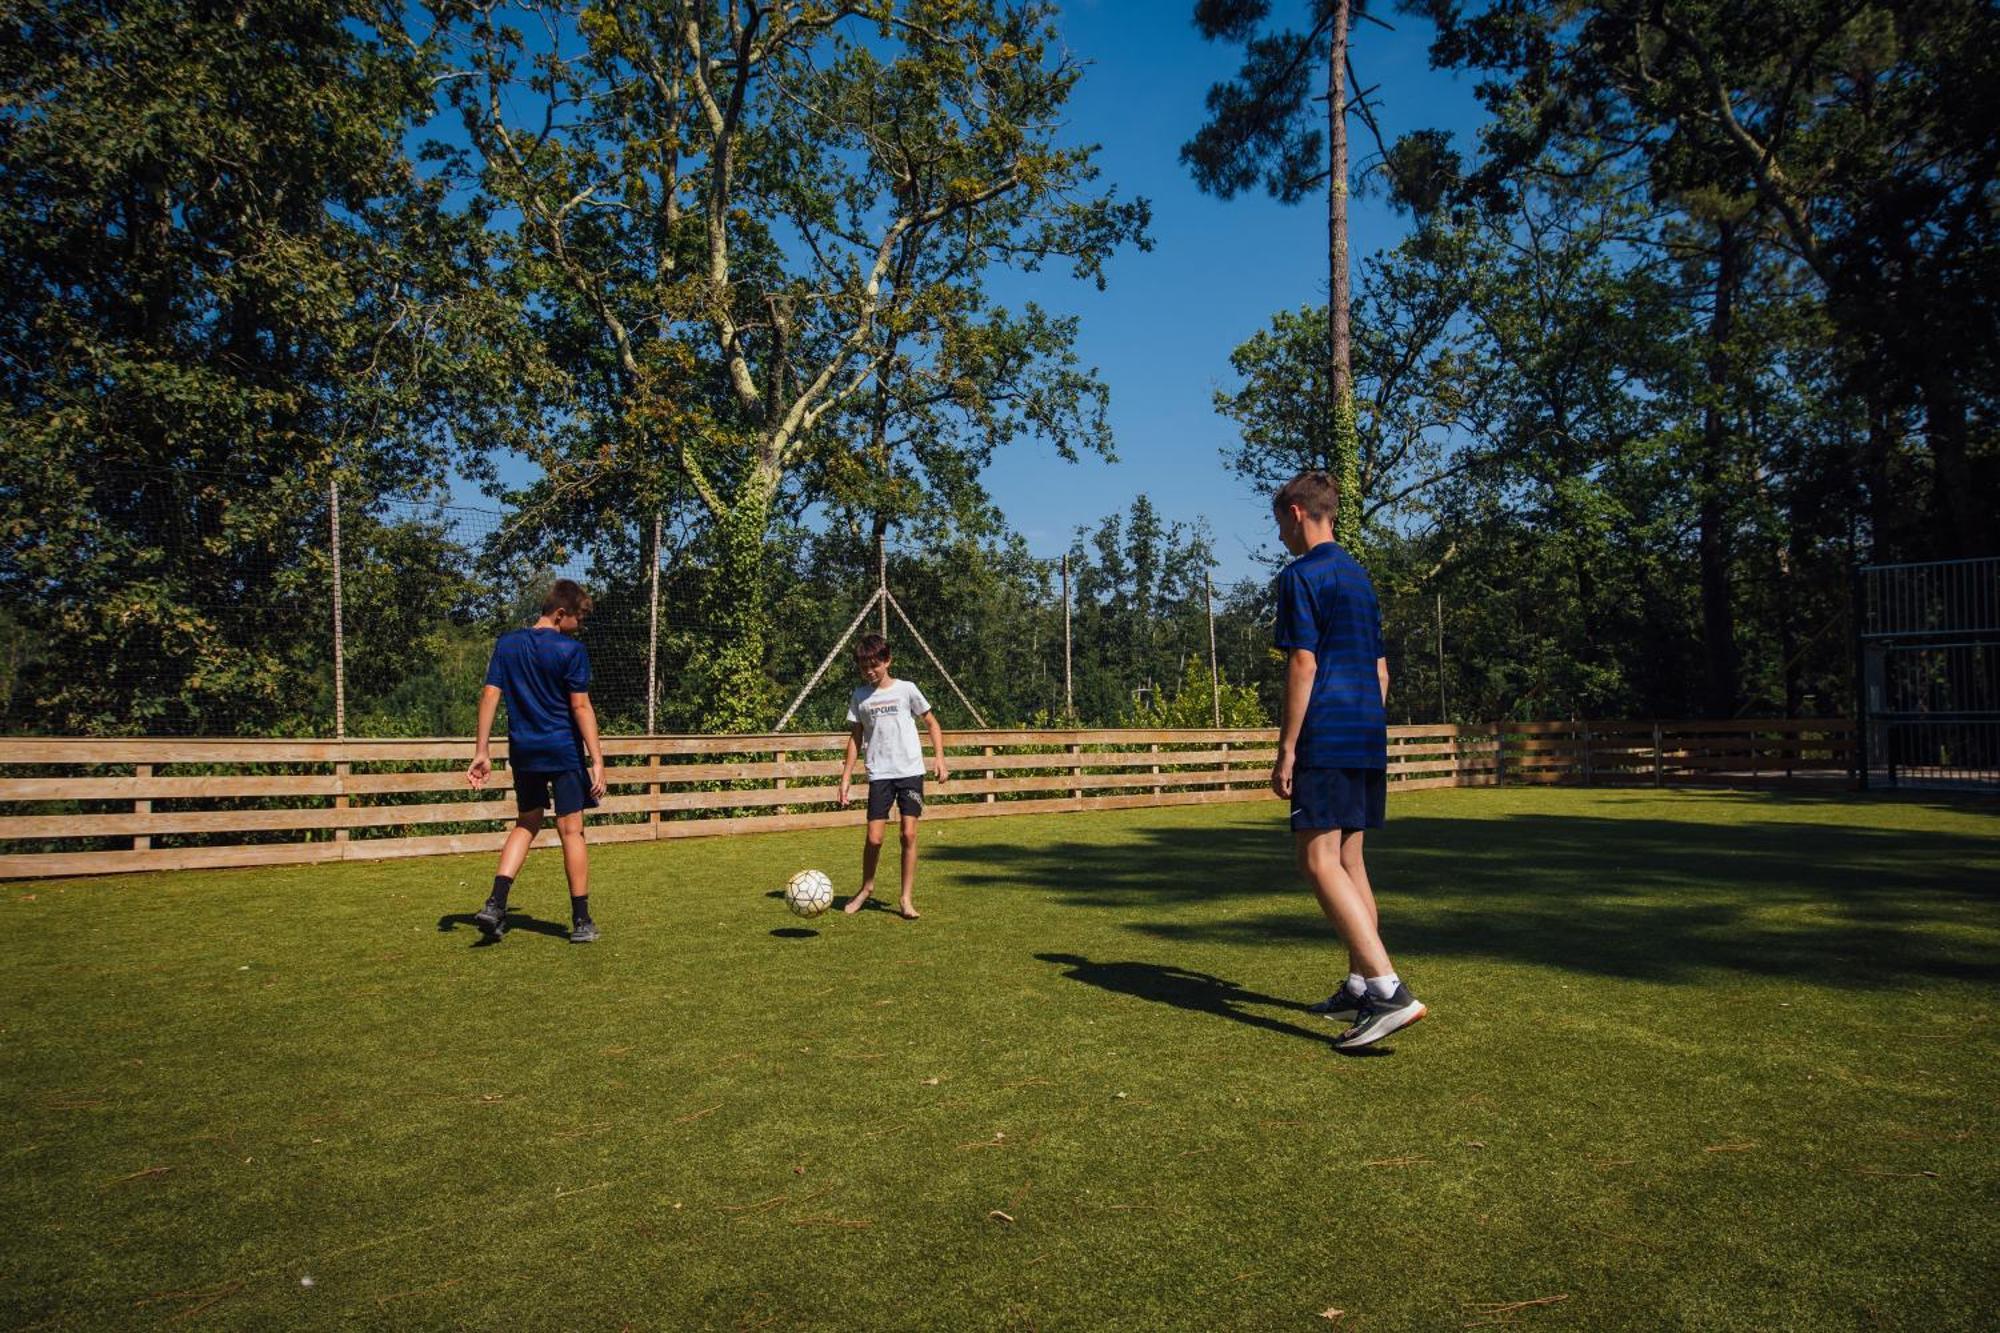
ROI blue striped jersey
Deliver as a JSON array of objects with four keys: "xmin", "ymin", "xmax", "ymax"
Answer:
[{"xmin": 1274, "ymin": 541, "xmax": 1388, "ymax": 768}]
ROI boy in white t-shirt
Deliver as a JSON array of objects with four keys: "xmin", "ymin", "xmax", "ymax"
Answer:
[{"xmin": 837, "ymin": 633, "xmax": 949, "ymax": 919}]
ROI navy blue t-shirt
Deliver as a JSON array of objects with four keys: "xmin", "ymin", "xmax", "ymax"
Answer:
[
  {"xmin": 483, "ymin": 627, "xmax": 592, "ymax": 773},
  {"xmin": 1274, "ymin": 541, "xmax": 1388, "ymax": 769}
]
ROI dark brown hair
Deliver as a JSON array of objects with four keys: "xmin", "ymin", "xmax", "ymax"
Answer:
[
  {"xmin": 1272, "ymin": 470, "xmax": 1340, "ymax": 522},
  {"xmin": 854, "ymin": 633, "xmax": 892, "ymax": 667},
  {"xmin": 541, "ymin": 579, "xmax": 594, "ymax": 620}
]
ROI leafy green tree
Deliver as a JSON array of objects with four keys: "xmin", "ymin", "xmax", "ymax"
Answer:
[
  {"xmin": 0, "ymin": 0, "xmax": 530, "ymax": 734},
  {"xmin": 1063, "ymin": 497, "xmax": 1219, "ymax": 724},
  {"xmin": 442, "ymin": 0, "xmax": 1148, "ymax": 730},
  {"xmin": 1416, "ymin": 0, "xmax": 1999, "ymax": 561},
  {"xmin": 1128, "ymin": 656, "xmax": 1269, "ymax": 728}
]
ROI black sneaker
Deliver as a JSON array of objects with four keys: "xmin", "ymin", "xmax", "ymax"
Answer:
[
  {"xmin": 1306, "ymin": 988, "xmax": 1365, "ymax": 1020},
  {"xmin": 1332, "ymin": 984, "xmax": 1427, "ymax": 1051},
  {"xmin": 569, "ymin": 919, "xmax": 599, "ymax": 944},
  {"xmin": 472, "ymin": 899, "xmax": 508, "ymax": 941}
]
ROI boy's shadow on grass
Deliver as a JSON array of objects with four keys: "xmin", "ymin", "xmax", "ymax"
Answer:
[
  {"xmin": 436, "ymin": 911, "xmax": 571, "ymax": 946},
  {"xmin": 1035, "ymin": 952, "xmax": 1392, "ymax": 1056}
]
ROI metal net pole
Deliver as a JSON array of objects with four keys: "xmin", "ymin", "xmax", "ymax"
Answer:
[
  {"xmin": 1206, "ymin": 572, "xmax": 1220, "ymax": 728},
  {"xmin": 330, "ymin": 478, "xmax": 345, "ymax": 740},
  {"xmin": 647, "ymin": 511, "xmax": 660, "ymax": 736},
  {"xmin": 1062, "ymin": 553, "xmax": 1073, "ymax": 722}
]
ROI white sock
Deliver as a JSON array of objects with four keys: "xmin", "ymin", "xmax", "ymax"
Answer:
[
  {"xmin": 1366, "ymin": 973, "xmax": 1401, "ymax": 1001},
  {"xmin": 1344, "ymin": 972, "xmax": 1367, "ymax": 997}
]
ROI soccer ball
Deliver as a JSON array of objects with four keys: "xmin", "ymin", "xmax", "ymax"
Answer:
[{"xmin": 784, "ymin": 868, "xmax": 834, "ymax": 918}]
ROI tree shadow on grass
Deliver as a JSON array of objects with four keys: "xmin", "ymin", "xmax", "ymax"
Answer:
[
  {"xmin": 436, "ymin": 911, "xmax": 571, "ymax": 945},
  {"xmin": 941, "ymin": 795, "xmax": 2000, "ymax": 990}
]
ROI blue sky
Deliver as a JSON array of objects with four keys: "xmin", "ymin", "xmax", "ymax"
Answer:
[
  {"xmin": 462, "ymin": 3, "xmax": 1493, "ymax": 588},
  {"xmin": 974, "ymin": 2, "xmax": 1490, "ymax": 585}
]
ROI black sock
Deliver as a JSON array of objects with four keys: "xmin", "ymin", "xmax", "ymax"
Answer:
[
  {"xmin": 490, "ymin": 874, "xmax": 513, "ymax": 908},
  {"xmin": 570, "ymin": 894, "xmax": 590, "ymax": 924}
]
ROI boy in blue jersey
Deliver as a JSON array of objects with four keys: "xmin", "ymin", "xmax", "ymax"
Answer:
[
  {"xmin": 1269, "ymin": 472, "xmax": 1426, "ymax": 1050},
  {"xmin": 464, "ymin": 579, "xmax": 608, "ymax": 944}
]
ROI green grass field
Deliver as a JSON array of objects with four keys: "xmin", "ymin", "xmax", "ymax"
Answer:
[{"xmin": 3, "ymin": 787, "xmax": 1997, "ymax": 1331}]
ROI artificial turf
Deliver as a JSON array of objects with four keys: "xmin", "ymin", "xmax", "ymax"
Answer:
[{"xmin": 2, "ymin": 786, "xmax": 1996, "ymax": 1331}]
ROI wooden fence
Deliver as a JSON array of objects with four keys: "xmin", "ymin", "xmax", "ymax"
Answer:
[{"xmin": 0, "ymin": 719, "xmax": 1854, "ymax": 879}]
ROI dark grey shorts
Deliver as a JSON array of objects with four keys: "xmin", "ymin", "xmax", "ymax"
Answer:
[{"xmin": 866, "ymin": 775, "xmax": 924, "ymax": 821}]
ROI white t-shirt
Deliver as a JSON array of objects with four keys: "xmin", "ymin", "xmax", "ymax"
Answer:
[{"xmin": 847, "ymin": 678, "xmax": 932, "ymax": 780}]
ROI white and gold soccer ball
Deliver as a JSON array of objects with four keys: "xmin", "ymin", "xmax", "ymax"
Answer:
[{"xmin": 784, "ymin": 868, "xmax": 835, "ymax": 918}]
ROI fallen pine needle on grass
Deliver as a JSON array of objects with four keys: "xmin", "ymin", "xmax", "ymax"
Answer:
[
  {"xmin": 376, "ymin": 1278, "xmax": 463, "ymax": 1306},
  {"xmin": 134, "ymin": 1280, "xmax": 245, "ymax": 1320},
  {"xmin": 1703, "ymin": 1141, "xmax": 1757, "ymax": 1153},
  {"xmin": 1362, "ymin": 1156, "xmax": 1430, "ymax": 1168},
  {"xmin": 104, "ymin": 1165, "xmax": 172, "ymax": 1187},
  {"xmin": 1852, "ymin": 1167, "xmax": 1940, "ymax": 1178},
  {"xmin": 719, "ymin": 1195, "xmax": 790, "ymax": 1215},
  {"xmin": 791, "ymin": 1215, "xmax": 871, "ymax": 1229},
  {"xmin": 1464, "ymin": 1293, "xmax": 1569, "ymax": 1326},
  {"xmin": 673, "ymin": 1105, "xmax": 722, "ymax": 1125}
]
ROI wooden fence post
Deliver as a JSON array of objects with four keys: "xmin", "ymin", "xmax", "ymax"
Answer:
[
  {"xmin": 1068, "ymin": 742, "xmax": 1082, "ymax": 801},
  {"xmin": 774, "ymin": 748, "xmax": 788, "ymax": 816},
  {"xmin": 133, "ymin": 763, "xmax": 151, "ymax": 852},
  {"xmin": 1150, "ymin": 742, "xmax": 1161, "ymax": 796},
  {"xmin": 1652, "ymin": 723, "xmax": 1663, "ymax": 788},
  {"xmin": 334, "ymin": 760, "xmax": 350, "ymax": 843},
  {"xmin": 648, "ymin": 752, "xmax": 662, "ymax": 836},
  {"xmin": 1581, "ymin": 722, "xmax": 1594, "ymax": 786},
  {"xmin": 983, "ymin": 745, "xmax": 995, "ymax": 804}
]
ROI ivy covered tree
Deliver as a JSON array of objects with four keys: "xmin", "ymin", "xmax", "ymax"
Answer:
[
  {"xmin": 1184, "ymin": 0, "xmax": 1379, "ymax": 545},
  {"xmin": 442, "ymin": 0, "xmax": 1148, "ymax": 730}
]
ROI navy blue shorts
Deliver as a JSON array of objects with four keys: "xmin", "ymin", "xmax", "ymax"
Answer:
[
  {"xmin": 514, "ymin": 768, "xmax": 600, "ymax": 818},
  {"xmin": 866, "ymin": 776, "xmax": 924, "ymax": 821},
  {"xmin": 1290, "ymin": 766, "xmax": 1385, "ymax": 832}
]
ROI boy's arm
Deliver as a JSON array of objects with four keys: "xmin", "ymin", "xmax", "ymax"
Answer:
[
  {"xmin": 1378, "ymin": 656, "xmax": 1390, "ymax": 705},
  {"xmin": 837, "ymin": 725, "xmax": 862, "ymax": 808},
  {"xmin": 925, "ymin": 711, "xmax": 948, "ymax": 781},
  {"xmin": 1272, "ymin": 648, "xmax": 1317, "ymax": 799},
  {"xmin": 569, "ymin": 691, "xmax": 608, "ymax": 800},
  {"xmin": 467, "ymin": 684, "xmax": 502, "ymax": 788}
]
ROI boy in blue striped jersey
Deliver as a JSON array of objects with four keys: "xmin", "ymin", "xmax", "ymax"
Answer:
[{"xmin": 1269, "ymin": 471, "xmax": 1426, "ymax": 1050}]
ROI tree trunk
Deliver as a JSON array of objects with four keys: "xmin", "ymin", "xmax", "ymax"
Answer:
[
  {"xmin": 694, "ymin": 460, "xmax": 783, "ymax": 732},
  {"xmin": 1326, "ymin": 0, "xmax": 1361, "ymax": 546},
  {"xmin": 1698, "ymin": 217, "xmax": 1741, "ymax": 717},
  {"xmin": 1918, "ymin": 368, "xmax": 1985, "ymax": 558}
]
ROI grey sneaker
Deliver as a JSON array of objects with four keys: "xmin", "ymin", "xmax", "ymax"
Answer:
[
  {"xmin": 1332, "ymin": 984, "xmax": 1427, "ymax": 1051},
  {"xmin": 1306, "ymin": 987, "xmax": 1365, "ymax": 1020},
  {"xmin": 569, "ymin": 919, "xmax": 599, "ymax": 944},
  {"xmin": 472, "ymin": 899, "xmax": 508, "ymax": 941}
]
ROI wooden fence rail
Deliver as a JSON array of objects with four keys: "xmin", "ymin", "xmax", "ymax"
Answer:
[{"xmin": 0, "ymin": 719, "xmax": 1855, "ymax": 879}]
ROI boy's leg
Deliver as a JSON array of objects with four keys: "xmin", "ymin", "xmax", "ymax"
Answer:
[
  {"xmin": 556, "ymin": 810, "xmax": 596, "ymax": 941},
  {"xmin": 497, "ymin": 807, "xmax": 544, "ymax": 880},
  {"xmin": 474, "ymin": 806, "xmax": 544, "ymax": 939},
  {"xmin": 1338, "ymin": 830, "xmax": 1379, "ymax": 980},
  {"xmin": 1296, "ymin": 828, "xmax": 1392, "ymax": 977},
  {"xmin": 897, "ymin": 813, "xmax": 920, "ymax": 918},
  {"xmin": 844, "ymin": 820, "xmax": 887, "ymax": 913}
]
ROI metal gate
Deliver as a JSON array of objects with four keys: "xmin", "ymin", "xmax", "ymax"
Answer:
[{"xmin": 1856, "ymin": 556, "xmax": 2000, "ymax": 789}]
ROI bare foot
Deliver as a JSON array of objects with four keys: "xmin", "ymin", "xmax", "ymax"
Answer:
[
  {"xmin": 898, "ymin": 903, "xmax": 920, "ymax": 920},
  {"xmin": 842, "ymin": 889, "xmax": 873, "ymax": 915}
]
